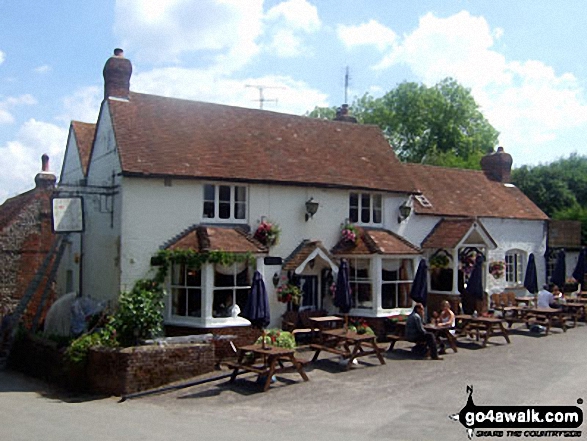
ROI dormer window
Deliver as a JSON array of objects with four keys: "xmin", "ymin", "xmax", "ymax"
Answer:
[
  {"xmin": 203, "ymin": 184, "xmax": 247, "ymax": 221},
  {"xmin": 349, "ymin": 193, "xmax": 382, "ymax": 225}
]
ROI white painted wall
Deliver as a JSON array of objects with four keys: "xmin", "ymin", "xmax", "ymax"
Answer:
[
  {"xmin": 482, "ymin": 217, "xmax": 546, "ymax": 295},
  {"xmin": 82, "ymin": 104, "xmax": 123, "ymax": 303},
  {"xmin": 55, "ymin": 128, "xmax": 85, "ymax": 297}
]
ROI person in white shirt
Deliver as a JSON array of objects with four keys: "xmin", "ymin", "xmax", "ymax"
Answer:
[{"xmin": 537, "ymin": 285, "xmax": 554, "ymax": 308}]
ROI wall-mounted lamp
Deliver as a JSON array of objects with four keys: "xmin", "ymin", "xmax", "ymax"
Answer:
[
  {"xmin": 272, "ymin": 272, "xmax": 280, "ymax": 287},
  {"xmin": 305, "ymin": 197, "xmax": 319, "ymax": 221},
  {"xmin": 397, "ymin": 201, "xmax": 411, "ymax": 223}
]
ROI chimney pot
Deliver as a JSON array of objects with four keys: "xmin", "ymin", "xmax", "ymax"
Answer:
[{"xmin": 41, "ymin": 154, "xmax": 49, "ymax": 172}]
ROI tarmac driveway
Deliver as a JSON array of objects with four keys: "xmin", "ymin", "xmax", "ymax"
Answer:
[{"xmin": 1, "ymin": 324, "xmax": 586, "ymax": 441}]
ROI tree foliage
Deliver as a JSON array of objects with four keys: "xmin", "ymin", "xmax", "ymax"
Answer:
[
  {"xmin": 512, "ymin": 153, "xmax": 587, "ymax": 244},
  {"xmin": 352, "ymin": 78, "xmax": 499, "ymax": 167}
]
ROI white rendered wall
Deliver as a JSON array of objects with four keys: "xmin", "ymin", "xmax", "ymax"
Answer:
[
  {"xmin": 54, "ymin": 129, "xmax": 85, "ymax": 297},
  {"xmin": 82, "ymin": 104, "xmax": 123, "ymax": 303},
  {"xmin": 120, "ymin": 179, "xmax": 411, "ymax": 327},
  {"xmin": 481, "ymin": 217, "xmax": 546, "ymax": 295}
]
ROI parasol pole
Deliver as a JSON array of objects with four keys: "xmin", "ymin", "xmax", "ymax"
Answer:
[{"xmin": 261, "ymin": 329, "xmax": 267, "ymax": 349}]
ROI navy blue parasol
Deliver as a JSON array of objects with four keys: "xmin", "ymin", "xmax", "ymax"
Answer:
[
  {"xmin": 409, "ymin": 259, "xmax": 428, "ymax": 307},
  {"xmin": 572, "ymin": 248, "xmax": 586, "ymax": 286},
  {"xmin": 334, "ymin": 259, "xmax": 353, "ymax": 314},
  {"xmin": 467, "ymin": 255, "xmax": 485, "ymax": 299},
  {"xmin": 550, "ymin": 249, "xmax": 566, "ymax": 289},
  {"xmin": 523, "ymin": 253, "xmax": 538, "ymax": 294},
  {"xmin": 243, "ymin": 270, "xmax": 270, "ymax": 328}
]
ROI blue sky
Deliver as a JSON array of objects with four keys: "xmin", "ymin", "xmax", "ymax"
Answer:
[{"xmin": 1, "ymin": 0, "xmax": 586, "ymax": 203}]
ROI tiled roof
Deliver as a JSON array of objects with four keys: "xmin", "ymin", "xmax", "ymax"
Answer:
[
  {"xmin": 282, "ymin": 240, "xmax": 337, "ymax": 271},
  {"xmin": 71, "ymin": 121, "xmax": 96, "ymax": 176},
  {"xmin": 163, "ymin": 225, "xmax": 267, "ymax": 254},
  {"xmin": 421, "ymin": 218, "xmax": 496, "ymax": 249},
  {"xmin": 331, "ymin": 227, "xmax": 421, "ymax": 255},
  {"xmin": 405, "ymin": 163, "xmax": 548, "ymax": 220},
  {"xmin": 107, "ymin": 92, "xmax": 413, "ymax": 193},
  {"xmin": 0, "ymin": 190, "xmax": 38, "ymax": 232}
]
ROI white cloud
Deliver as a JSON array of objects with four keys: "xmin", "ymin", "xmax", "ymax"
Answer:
[
  {"xmin": 264, "ymin": 0, "xmax": 321, "ymax": 58},
  {"xmin": 114, "ymin": 0, "xmax": 264, "ymax": 71},
  {"xmin": 368, "ymin": 10, "xmax": 587, "ymax": 162},
  {"xmin": 337, "ymin": 20, "xmax": 397, "ymax": 51},
  {"xmin": 58, "ymin": 86, "xmax": 101, "ymax": 124},
  {"xmin": 0, "ymin": 119, "xmax": 67, "ymax": 203},
  {"xmin": 0, "ymin": 94, "xmax": 37, "ymax": 125},
  {"xmin": 132, "ymin": 67, "xmax": 328, "ymax": 115},
  {"xmin": 0, "ymin": 50, "xmax": 5, "ymax": 65},
  {"xmin": 34, "ymin": 64, "xmax": 52, "ymax": 74},
  {"xmin": 265, "ymin": 0, "xmax": 320, "ymax": 32}
]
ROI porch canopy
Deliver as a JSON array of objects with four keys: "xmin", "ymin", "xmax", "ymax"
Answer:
[
  {"xmin": 282, "ymin": 240, "xmax": 339, "ymax": 276},
  {"xmin": 422, "ymin": 218, "xmax": 497, "ymax": 296},
  {"xmin": 330, "ymin": 227, "xmax": 421, "ymax": 317}
]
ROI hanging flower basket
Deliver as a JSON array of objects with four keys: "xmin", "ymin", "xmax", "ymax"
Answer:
[
  {"xmin": 460, "ymin": 251, "xmax": 477, "ymax": 276},
  {"xmin": 254, "ymin": 219, "xmax": 280, "ymax": 247},
  {"xmin": 341, "ymin": 223, "xmax": 359, "ymax": 245},
  {"xmin": 489, "ymin": 261, "xmax": 505, "ymax": 279},
  {"xmin": 276, "ymin": 284, "xmax": 303, "ymax": 305},
  {"xmin": 429, "ymin": 254, "xmax": 450, "ymax": 270}
]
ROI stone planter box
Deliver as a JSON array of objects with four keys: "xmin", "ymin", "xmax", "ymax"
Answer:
[
  {"xmin": 10, "ymin": 332, "xmax": 215, "ymax": 396},
  {"xmin": 88, "ymin": 343, "xmax": 215, "ymax": 396}
]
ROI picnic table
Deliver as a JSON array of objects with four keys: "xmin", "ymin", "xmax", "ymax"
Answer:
[
  {"xmin": 386, "ymin": 322, "xmax": 457, "ymax": 354},
  {"xmin": 225, "ymin": 344, "xmax": 309, "ymax": 392},
  {"xmin": 455, "ymin": 314, "xmax": 511, "ymax": 347},
  {"xmin": 524, "ymin": 307, "xmax": 568, "ymax": 335},
  {"xmin": 308, "ymin": 316, "xmax": 344, "ymax": 342},
  {"xmin": 561, "ymin": 302, "xmax": 585, "ymax": 327},
  {"xmin": 310, "ymin": 328, "xmax": 385, "ymax": 369}
]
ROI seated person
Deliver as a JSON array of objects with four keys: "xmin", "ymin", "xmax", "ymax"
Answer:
[
  {"xmin": 405, "ymin": 303, "xmax": 442, "ymax": 360},
  {"xmin": 537, "ymin": 285, "xmax": 556, "ymax": 308},
  {"xmin": 552, "ymin": 285, "xmax": 565, "ymax": 304},
  {"xmin": 436, "ymin": 300, "xmax": 455, "ymax": 354}
]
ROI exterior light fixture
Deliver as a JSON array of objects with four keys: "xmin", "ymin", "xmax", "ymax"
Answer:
[
  {"xmin": 397, "ymin": 201, "xmax": 411, "ymax": 223},
  {"xmin": 272, "ymin": 272, "xmax": 280, "ymax": 287},
  {"xmin": 305, "ymin": 198, "xmax": 319, "ymax": 221}
]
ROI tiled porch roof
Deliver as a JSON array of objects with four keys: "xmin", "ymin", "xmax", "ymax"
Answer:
[
  {"xmin": 421, "ymin": 218, "xmax": 496, "ymax": 249},
  {"xmin": 163, "ymin": 225, "xmax": 267, "ymax": 253},
  {"xmin": 282, "ymin": 240, "xmax": 338, "ymax": 271},
  {"xmin": 331, "ymin": 227, "xmax": 421, "ymax": 256},
  {"xmin": 71, "ymin": 121, "xmax": 96, "ymax": 176}
]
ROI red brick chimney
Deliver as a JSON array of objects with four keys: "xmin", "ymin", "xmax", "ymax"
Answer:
[
  {"xmin": 103, "ymin": 48, "xmax": 132, "ymax": 100},
  {"xmin": 35, "ymin": 154, "xmax": 56, "ymax": 189},
  {"xmin": 480, "ymin": 146, "xmax": 513, "ymax": 183},
  {"xmin": 333, "ymin": 104, "xmax": 358, "ymax": 123}
]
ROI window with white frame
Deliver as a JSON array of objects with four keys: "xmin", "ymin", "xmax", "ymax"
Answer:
[
  {"xmin": 381, "ymin": 259, "xmax": 414, "ymax": 309},
  {"xmin": 203, "ymin": 184, "xmax": 247, "ymax": 221},
  {"xmin": 349, "ymin": 193, "xmax": 382, "ymax": 225},
  {"xmin": 212, "ymin": 263, "xmax": 251, "ymax": 318},
  {"xmin": 348, "ymin": 258, "xmax": 372, "ymax": 309},
  {"xmin": 170, "ymin": 264, "xmax": 202, "ymax": 318},
  {"xmin": 505, "ymin": 250, "xmax": 525, "ymax": 285}
]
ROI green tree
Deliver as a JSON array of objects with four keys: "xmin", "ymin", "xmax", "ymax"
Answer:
[
  {"xmin": 305, "ymin": 105, "xmax": 337, "ymax": 120},
  {"xmin": 512, "ymin": 153, "xmax": 587, "ymax": 244},
  {"xmin": 352, "ymin": 78, "xmax": 499, "ymax": 167}
]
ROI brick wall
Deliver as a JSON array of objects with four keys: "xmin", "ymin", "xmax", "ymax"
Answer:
[
  {"xmin": 0, "ymin": 188, "xmax": 57, "ymax": 328},
  {"xmin": 10, "ymin": 331, "xmax": 216, "ymax": 396},
  {"xmin": 88, "ymin": 344, "xmax": 215, "ymax": 396}
]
